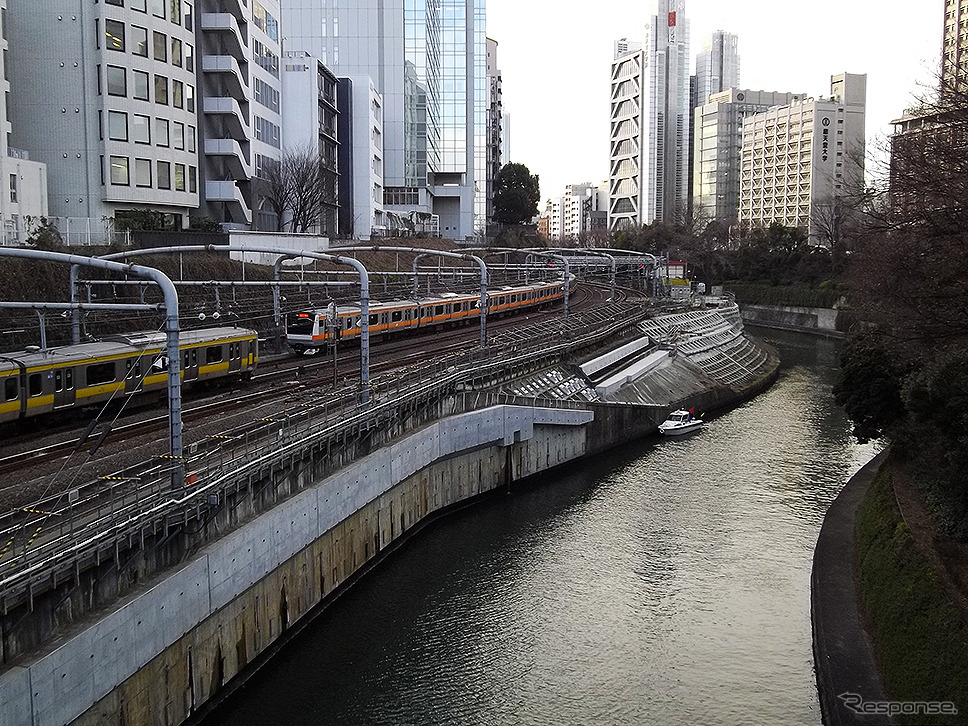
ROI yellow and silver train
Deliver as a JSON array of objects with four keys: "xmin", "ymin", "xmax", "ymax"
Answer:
[
  {"xmin": 286, "ymin": 280, "xmax": 566, "ymax": 354},
  {"xmin": 0, "ymin": 327, "xmax": 258, "ymax": 424}
]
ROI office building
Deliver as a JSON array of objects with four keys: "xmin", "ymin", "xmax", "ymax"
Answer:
[
  {"xmin": 944, "ymin": 0, "xmax": 968, "ymax": 93},
  {"xmin": 542, "ymin": 181, "xmax": 608, "ymax": 242},
  {"xmin": 695, "ymin": 31, "xmax": 739, "ymax": 106},
  {"xmin": 0, "ymin": 0, "xmax": 47, "ymax": 245},
  {"xmin": 694, "ymin": 89, "xmax": 803, "ymax": 223},
  {"xmin": 281, "ymin": 51, "xmax": 339, "ymax": 235},
  {"xmin": 7, "ymin": 0, "xmax": 200, "ymax": 233},
  {"xmin": 337, "ymin": 76, "xmax": 386, "ymax": 240},
  {"xmin": 740, "ymin": 73, "xmax": 867, "ymax": 242},
  {"xmin": 486, "ymin": 37, "xmax": 503, "ymax": 227},
  {"xmin": 282, "ymin": 0, "xmax": 485, "ymax": 241},
  {"xmin": 609, "ymin": 0, "xmax": 691, "ymax": 230}
]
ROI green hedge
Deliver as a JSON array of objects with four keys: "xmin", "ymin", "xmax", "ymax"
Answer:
[
  {"xmin": 724, "ymin": 280, "xmax": 842, "ymax": 308},
  {"xmin": 857, "ymin": 465, "xmax": 968, "ymax": 724}
]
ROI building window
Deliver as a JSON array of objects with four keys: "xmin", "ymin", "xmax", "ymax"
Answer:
[
  {"xmin": 172, "ymin": 79, "xmax": 183, "ymax": 108},
  {"xmin": 9, "ymin": 173, "xmax": 16, "ymax": 203},
  {"xmin": 131, "ymin": 25, "xmax": 148, "ymax": 56},
  {"xmin": 187, "ymin": 125, "xmax": 195, "ymax": 152},
  {"xmin": 131, "ymin": 0, "xmax": 146, "ymax": 11},
  {"xmin": 185, "ymin": 43, "xmax": 194, "ymax": 73},
  {"xmin": 153, "ymin": 31, "xmax": 167, "ymax": 61},
  {"xmin": 173, "ymin": 121, "xmax": 184, "ymax": 149},
  {"xmin": 174, "ymin": 163, "xmax": 185, "ymax": 191},
  {"xmin": 132, "ymin": 114, "xmax": 150, "ymax": 143},
  {"xmin": 108, "ymin": 110, "xmax": 128, "ymax": 141},
  {"xmin": 188, "ymin": 165, "xmax": 197, "ymax": 193},
  {"xmin": 185, "ymin": 84, "xmax": 194, "ymax": 112},
  {"xmin": 133, "ymin": 69, "xmax": 149, "ymax": 100},
  {"xmin": 151, "ymin": 0, "xmax": 165, "ymax": 18},
  {"xmin": 135, "ymin": 158, "xmax": 152, "ymax": 187},
  {"xmin": 105, "ymin": 19, "xmax": 125, "ymax": 52},
  {"xmin": 106, "ymin": 65, "xmax": 127, "ymax": 96},
  {"xmin": 183, "ymin": 2, "xmax": 193, "ymax": 32},
  {"xmin": 171, "ymin": 37, "xmax": 182, "ymax": 67},
  {"xmin": 169, "ymin": 0, "xmax": 181, "ymax": 24},
  {"xmin": 110, "ymin": 156, "xmax": 129, "ymax": 186},
  {"xmin": 154, "ymin": 75, "xmax": 168, "ymax": 104},
  {"xmin": 156, "ymin": 118, "xmax": 169, "ymax": 147},
  {"xmin": 157, "ymin": 160, "xmax": 171, "ymax": 189}
]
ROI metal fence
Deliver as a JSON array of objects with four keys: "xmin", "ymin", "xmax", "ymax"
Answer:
[{"xmin": 0, "ymin": 302, "xmax": 651, "ymax": 604}]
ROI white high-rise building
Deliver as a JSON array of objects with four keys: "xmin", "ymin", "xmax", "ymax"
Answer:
[
  {"xmin": 694, "ymin": 88, "xmax": 803, "ymax": 223},
  {"xmin": 542, "ymin": 181, "xmax": 608, "ymax": 242},
  {"xmin": 609, "ymin": 0, "xmax": 690, "ymax": 230},
  {"xmin": 740, "ymin": 73, "xmax": 866, "ymax": 242},
  {"xmin": 695, "ymin": 31, "xmax": 739, "ymax": 106}
]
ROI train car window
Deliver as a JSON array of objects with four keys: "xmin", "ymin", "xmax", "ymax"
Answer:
[
  {"xmin": 435, "ymin": 305, "xmax": 444, "ymax": 315},
  {"xmin": 368, "ymin": 314, "xmax": 378, "ymax": 325},
  {"xmin": 4, "ymin": 377, "xmax": 16, "ymax": 402},
  {"xmin": 391, "ymin": 310, "xmax": 402, "ymax": 322},
  {"xmin": 28, "ymin": 374, "xmax": 42, "ymax": 397},
  {"xmin": 192, "ymin": 350, "xmax": 198, "ymax": 367},
  {"xmin": 66, "ymin": 369, "xmax": 74, "ymax": 390},
  {"xmin": 453, "ymin": 303, "xmax": 462, "ymax": 313},
  {"xmin": 55, "ymin": 370, "xmax": 63, "ymax": 392},
  {"xmin": 381, "ymin": 313, "xmax": 389, "ymax": 324},
  {"xmin": 87, "ymin": 362, "xmax": 116, "ymax": 386},
  {"xmin": 205, "ymin": 346, "xmax": 223, "ymax": 364}
]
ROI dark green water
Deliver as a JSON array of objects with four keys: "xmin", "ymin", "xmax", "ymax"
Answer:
[{"xmin": 203, "ymin": 329, "xmax": 878, "ymax": 726}]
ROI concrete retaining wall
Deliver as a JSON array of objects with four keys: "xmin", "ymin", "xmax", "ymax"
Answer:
[
  {"xmin": 0, "ymin": 405, "xmax": 592, "ymax": 726},
  {"xmin": 740, "ymin": 304, "xmax": 843, "ymax": 338}
]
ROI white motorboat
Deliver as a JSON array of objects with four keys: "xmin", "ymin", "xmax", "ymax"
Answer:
[{"xmin": 658, "ymin": 409, "xmax": 704, "ymax": 436}]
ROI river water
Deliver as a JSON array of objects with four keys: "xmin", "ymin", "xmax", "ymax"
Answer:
[{"xmin": 203, "ymin": 328, "xmax": 879, "ymax": 726}]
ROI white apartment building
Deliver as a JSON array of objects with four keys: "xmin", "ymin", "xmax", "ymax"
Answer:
[
  {"xmin": 694, "ymin": 89, "xmax": 803, "ymax": 223},
  {"xmin": 0, "ymin": 0, "xmax": 47, "ymax": 245},
  {"xmin": 7, "ymin": 0, "xmax": 200, "ymax": 233},
  {"xmin": 740, "ymin": 73, "xmax": 866, "ymax": 242},
  {"xmin": 609, "ymin": 0, "xmax": 691, "ymax": 230},
  {"xmin": 543, "ymin": 182, "xmax": 608, "ymax": 242}
]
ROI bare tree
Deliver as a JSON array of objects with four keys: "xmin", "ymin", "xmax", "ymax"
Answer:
[{"xmin": 259, "ymin": 144, "xmax": 333, "ymax": 234}]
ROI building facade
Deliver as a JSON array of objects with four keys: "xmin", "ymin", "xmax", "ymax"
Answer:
[
  {"xmin": 486, "ymin": 37, "xmax": 503, "ymax": 227},
  {"xmin": 740, "ymin": 73, "xmax": 866, "ymax": 242},
  {"xmin": 542, "ymin": 181, "xmax": 608, "ymax": 242},
  {"xmin": 282, "ymin": 0, "xmax": 484, "ymax": 241},
  {"xmin": 694, "ymin": 31, "xmax": 739, "ymax": 106},
  {"xmin": 7, "ymin": 0, "xmax": 200, "ymax": 234},
  {"xmin": 281, "ymin": 51, "xmax": 339, "ymax": 235},
  {"xmin": 336, "ymin": 76, "xmax": 386, "ymax": 240},
  {"xmin": 0, "ymin": 0, "xmax": 47, "ymax": 245},
  {"xmin": 944, "ymin": 0, "xmax": 968, "ymax": 93},
  {"xmin": 693, "ymin": 88, "xmax": 802, "ymax": 223},
  {"xmin": 609, "ymin": 0, "xmax": 690, "ymax": 230}
]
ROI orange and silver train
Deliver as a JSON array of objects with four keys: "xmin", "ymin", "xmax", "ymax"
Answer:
[
  {"xmin": 286, "ymin": 280, "xmax": 566, "ymax": 354},
  {"xmin": 0, "ymin": 327, "xmax": 258, "ymax": 424}
]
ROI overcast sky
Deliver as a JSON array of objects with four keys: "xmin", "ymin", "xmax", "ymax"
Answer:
[{"xmin": 486, "ymin": 0, "xmax": 943, "ymax": 201}]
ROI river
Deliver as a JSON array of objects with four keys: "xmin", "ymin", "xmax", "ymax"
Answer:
[{"xmin": 203, "ymin": 328, "xmax": 879, "ymax": 726}]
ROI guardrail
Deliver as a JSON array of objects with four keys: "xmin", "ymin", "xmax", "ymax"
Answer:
[{"xmin": 0, "ymin": 301, "xmax": 652, "ymax": 604}]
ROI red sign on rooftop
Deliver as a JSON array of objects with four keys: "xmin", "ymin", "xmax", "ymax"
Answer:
[{"xmin": 668, "ymin": 11, "xmax": 677, "ymax": 27}]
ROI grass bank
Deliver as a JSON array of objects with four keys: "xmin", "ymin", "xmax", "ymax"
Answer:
[
  {"xmin": 857, "ymin": 464, "xmax": 968, "ymax": 724},
  {"xmin": 724, "ymin": 280, "xmax": 842, "ymax": 308}
]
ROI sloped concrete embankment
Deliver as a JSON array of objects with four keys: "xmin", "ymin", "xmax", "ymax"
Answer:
[{"xmin": 741, "ymin": 304, "xmax": 845, "ymax": 338}]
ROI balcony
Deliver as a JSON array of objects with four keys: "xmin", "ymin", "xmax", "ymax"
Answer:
[
  {"xmin": 205, "ymin": 138, "xmax": 252, "ymax": 179},
  {"xmin": 206, "ymin": 180, "xmax": 252, "ymax": 225},
  {"xmin": 202, "ymin": 54, "xmax": 248, "ymax": 97},
  {"xmin": 200, "ymin": 13, "xmax": 247, "ymax": 60},
  {"xmin": 203, "ymin": 96, "xmax": 250, "ymax": 139}
]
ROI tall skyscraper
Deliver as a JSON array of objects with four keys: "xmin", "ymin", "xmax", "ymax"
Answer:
[
  {"xmin": 609, "ymin": 0, "xmax": 690, "ymax": 230},
  {"xmin": 695, "ymin": 31, "xmax": 739, "ymax": 106},
  {"xmin": 282, "ymin": 0, "xmax": 486, "ymax": 241}
]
